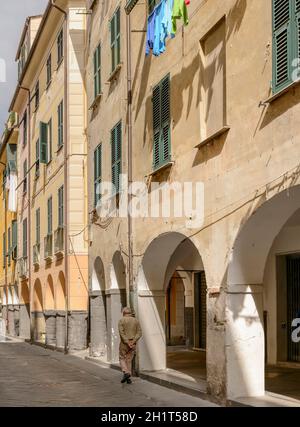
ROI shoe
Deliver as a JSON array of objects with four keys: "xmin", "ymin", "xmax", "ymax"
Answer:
[
  {"xmin": 126, "ymin": 378, "xmax": 132, "ymax": 384},
  {"xmin": 121, "ymin": 373, "xmax": 130, "ymax": 384}
]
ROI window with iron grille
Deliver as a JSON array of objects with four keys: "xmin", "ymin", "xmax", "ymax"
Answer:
[
  {"xmin": 58, "ymin": 186, "xmax": 64, "ymax": 227},
  {"xmin": 111, "ymin": 122, "xmax": 122, "ymax": 194},
  {"xmin": 110, "ymin": 7, "xmax": 121, "ymax": 73},
  {"xmin": 152, "ymin": 74, "xmax": 171, "ymax": 170},
  {"xmin": 272, "ymin": 0, "xmax": 300, "ymax": 93},
  {"xmin": 94, "ymin": 143, "xmax": 102, "ymax": 206},
  {"xmin": 94, "ymin": 44, "xmax": 101, "ymax": 99}
]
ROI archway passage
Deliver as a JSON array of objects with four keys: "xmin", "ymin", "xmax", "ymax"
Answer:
[
  {"xmin": 138, "ymin": 232, "xmax": 207, "ymax": 384},
  {"xmin": 227, "ymin": 186, "xmax": 300, "ymax": 402}
]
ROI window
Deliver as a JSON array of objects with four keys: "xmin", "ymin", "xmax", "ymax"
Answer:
[
  {"xmin": 58, "ymin": 101, "xmax": 64, "ymax": 149},
  {"xmin": 148, "ymin": 0, "xmax": 159, "ymax": 14},
  {"xmin": 272, "ymin": 0, "xmax": 300, "ymax": 93},
  {"xmin": 110, "ymin": 7, "xmax": 121, "ymax": 73},
  {"xmin": 35, "ymin": 139, "xmax": 40, "ymax": 178},
  {"xmin": 47, "ymin": 197, "xmax": 52, "ymax": 235},
  {"xmin": 36, "ymin": 208, "xmax": 40, "ymax": 245},
  {"xmin": 57, "ymin": 29, "xmax": 64, "ymax": 65},
  {"xmin": 2, "ymin": 233, "xmax": 6, "ymax": 269},
  {"xmin": 7, "ymin": 227, "xmax": 11, "ymax": 266},
  {"xmin": 200, "ymin": 18, "xmax": 226, "ymax": 140},
  {"xmin": 152, "ymin": 75, "xmax": 171, "ymax": 170},
  {"xmin": 58, "ymin": 186, "xmax": 64, "ymax": 227},
  {"xmin": 22, "ymin": 218, "xmax": 27, "ymax": 259},
  {"xmin": 12, "ymin": 220, "xmax": 17, "ymax": 258},
  {"xmin": 23, "ymin": 111, "xmax": 27, "ymax": 146},
  {"xmin": 47, "ymin": 54, "xmax": 52, "ymax": 86},
  {"xmin": 93, "ymin": 44, "xmax": 101, "ymax": 99},
  {"xmin": 111, "ymin": 122, "xmax": 122, "ymax": 194},
  {"xmin": 35, "ymin": 80, "xmax": 39, "ymax": 110},
  {"xmin": 23, "ymin": 160, "xmax": 27, "ymax": 194},
  {"xmin": 48, "ymin": 119, "xmax": 52, "ymax": 162},
  {"xmin": 94, "ymin": 143, "xmax": 102, "ymax": 206}
]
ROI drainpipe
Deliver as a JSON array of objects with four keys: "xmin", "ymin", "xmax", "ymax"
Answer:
[
  {"xmin": 126, "ymin": 13, "xmax": 134, "ymax": 310},
  {"xmin": 51, "ymin": 0, "xmax": 69, "ymax": 354}
]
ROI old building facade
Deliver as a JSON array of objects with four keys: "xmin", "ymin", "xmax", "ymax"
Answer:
[
  {"xmin": 86, "ymin": 0, "xmax": 300, "ymax": 403},
  {"xmin": 0, "ymin": 0, "xmax": 299, "ymax": 406}
]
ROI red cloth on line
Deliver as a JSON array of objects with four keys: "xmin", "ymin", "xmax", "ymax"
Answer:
[{"xmin": 185, "ymin": 0, "xmax": 190, "ymax": 4}]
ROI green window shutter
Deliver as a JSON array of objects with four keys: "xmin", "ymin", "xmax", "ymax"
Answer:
[
  {"xmin": 273, "ymin": 0, "xmax": 293, "ymax": 93},
  {"xmin": 7, "ymin": 228, "xmax": 11, "ymax": 266},
  {"xmin": 94, "ymin": 144, "xmax": 102, "ymax": 206},
  {"xmin": 47, "ymin": 197, "xmax": 52, "ymax": 235},
  {"xmin": 2, "ymin": 233, "xmax": 6, "ymax": 268},
  {"xmin": 295, "ymin": 0, "xmax": 300, "ymax": 61},
  {"xmin": 23, "ymin": 219, "xmax": 27, "ymax": 258},
  {"xmin": 58, "ymin": 186, "xmax": 64, "ymax": 227},
  {"xmin": 152, "ymin": 75, "xmax": 171, "ymax": 169},
  {"xmin": 40, "ymin": 122, "xmax": 48, "ymax": 164},
  {"xmin": 58, "ymin": 101, "xmax": 63, "ymax": 148},
  {"xmin": 36, "ymin": 209, "xmax": 40, "ymax": 244},
  {"xmin": 111, "ymin": 122, "xmax": 122, "ymax": 194},
  {"xmin": 110, "ymin": 8, "xmax": 120, "ymax": 72},
  {"xmin": 47, "ymin": 54, "xmax": 52, "ymax": 85},
  {"xmin": 94, "ymin": 44, "xmax": 101, "ymax": 99},
  {"xmin": 12, "ymin": 220, "xmax": 17, "ymax": 249},
  {"xmin": 48, "ymin": 118, "xmax": 52, "ymax": 162}
]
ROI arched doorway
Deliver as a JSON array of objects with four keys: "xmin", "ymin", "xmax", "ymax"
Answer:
[
  {"xmin": 56, "ymin": 272, "xmax": 66, "ymax": 349},
  {"xmin": 45, "ymin": 275, "xmax": 56, "ymax": 346},
  {"xmin": 90, "ymin": 257, "xmax": 107, "ymax": 357},
  {"xmin": 227, "ymin": 186, "xmax": 300, "ymax": 401},
  {"xmin": 138, "ymin": 232, "xmax": 207, "ymax": 383},
  {"xmin": 32, "ymin": 279, "xmax": 45, "ymax": 343}
]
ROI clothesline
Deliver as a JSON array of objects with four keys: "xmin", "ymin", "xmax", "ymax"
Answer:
[{"xmin": 146, "ymin": 0, "xmax": 191, "ymax": 57}]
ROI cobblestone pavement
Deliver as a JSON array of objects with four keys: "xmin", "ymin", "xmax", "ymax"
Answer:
[{"xmin": 0, "ymin": 338, "xmax": 218, "ymax": 407}]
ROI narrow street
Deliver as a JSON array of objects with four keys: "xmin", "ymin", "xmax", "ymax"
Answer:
[{"xmin": 0, "ymin": 337, "xmax": 217, "ymax": 407}]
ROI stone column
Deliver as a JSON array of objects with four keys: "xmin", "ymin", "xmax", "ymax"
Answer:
[
  {"xmin": 68, "ymin": 311, "xmax": 88, "ymax": 351},
  {"xmin": 44, "ymin": 310, "xmax": 57, "ymax": 346},
  {"xmin": 7, "ymin": 305, "xmax": 15, "ymax": 336},
  {"xmin": 137, "ymin": 290, "xmax": 166, "ymax": 372},
  {"xmin": 19, "ymin": 304, "xmax": 30, "ymax": 339},
  {"xmin": 225, "ymin": 284, "xmax": 265, "ymax": 400},
  {"xmin": 90, "ymin": 292, "xmax": 107, "ymax": 358},
  {"xmin": 106, "ymin": 289, "xmax": 126, "ymax": 364},
  {"xmin": 14, "ymin": 305, "xmax": 20, "ymax": 337},
  {"xmin": 32, "ymin": 312, "xmax": 46, "ymax": 342},
  {"xmin": 2, "ymin": 306, "xmax": 7, "ymax": 335},
  {"xmin": 56, "ymin": 311, "xmax": 66, "ymax": 349}
]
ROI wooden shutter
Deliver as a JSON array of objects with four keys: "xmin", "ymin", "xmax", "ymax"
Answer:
[
  {"xmin": 94, "ymin": 144, "xmax": 102, "ymax": 205},
  {"xmin": 94, "ymin": 44, "xmax": 101, "ymax": 99},
  {"xmin": 295, "ymin": 0, "xmax": 300, "ymax": 62},
  {"xmin": 12, "ymin": 220, "xmax": 17, "ymax": 249},
  {"xmin": 152, "ymin": 75, "xmax": 171, "ymax": 169},
  {"xmin": 40, "ymin": 122, "xmax": 48, "ymax": 164},
  {"xmin": 47, "ymin": 197, "xmax": 52, "ymax": 235},
  {"xmin": 58, "ymin": 101, "xmax": 63, "ymax": 147},
  {"xmin": 273, "ymin": 0, "xmax": 292, "ymax": 92},
  {"xmin": 58, "ymin": 186, "xmax": 64, "ymax": 227},
  {"xmin": 23, "ymin": 219, "xmax": 27, "ymax": 258},
  {"xmin": 111, "ymin": 122, "xmax": 122, "ymax": 193},
  {"xmin": 2, "ymin": 233, "xmax": 6, "ymax": 268},
  {"xmin": 110, "ymin": 8, "xmax": 120, "ymax": 72}
]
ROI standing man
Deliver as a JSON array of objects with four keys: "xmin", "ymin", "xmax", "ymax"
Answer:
[{"xmin": 118, "ymin": 307, "xmax": 142, "ymax": 384}]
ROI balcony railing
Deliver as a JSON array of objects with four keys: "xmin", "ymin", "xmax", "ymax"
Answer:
[
  {"xmin": 17, "ymin": 257, "xmax": 28, "ymax": 279},
  {"xmin": 54, "ymin": 227, "xmax": 64, "ymax": 256},
  {"xmin": 33, "ymin": 243, "xmax": 40, "ymax": 265},
  {"xmin": 44, "ymin": 234, "xmax": 53, "ymax": 261}
]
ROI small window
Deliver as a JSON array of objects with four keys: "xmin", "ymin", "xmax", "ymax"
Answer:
[
  {"xmin": 94, "ymin": 143, "xmax": 102, "ymax": 206},
  {"xmin": 111, "ymin": 121, "xmax": 122, "ymax": 194},
  {"xmin": 93, "ymin": 44, "xmax": 101, "ymax": 99},
  {"xmin": 57, "ymin": 29, "xmax": 64, "ymax": 65},
  {"xmin": 47, "ymin": 54, "xmax": 52, "ymax": 86},
  {"xmin": 58, "ymin": 101, "xmax": 64, "ymax": 149},
  {"xmin": 110, "ymin": 7, "xmax": 121, "ymax": 73}
]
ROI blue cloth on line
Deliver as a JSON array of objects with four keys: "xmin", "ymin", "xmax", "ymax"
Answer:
[
  {"xmin": 153, "ymin": 0, "xmax": 165, "ymax": 56},
  {"xmin": 146, "ymin": 8, "xmax": 156, "ymax": 56}
]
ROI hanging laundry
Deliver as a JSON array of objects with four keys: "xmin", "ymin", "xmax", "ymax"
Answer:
[
  {"xmin": 172, "ymin": 0, "xmax": 189, "ymax": 35},
  {"xmin": 185, "ymin": 0, "xmax": 190, "ymax": 5},
  {"xmin": 162, "ymin": 0, "xmax": 174, "ymax": 42},
  {"xmin": 8, "ymin": 172, "xmax": 17, "ymax": 212},
  {"xmin": 153, "ymin": 0, "xmax": 167, "ymax": 56},
  {"xmin": 146, "ymin": 8, "xmax": 157, "ymax": 56}
]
